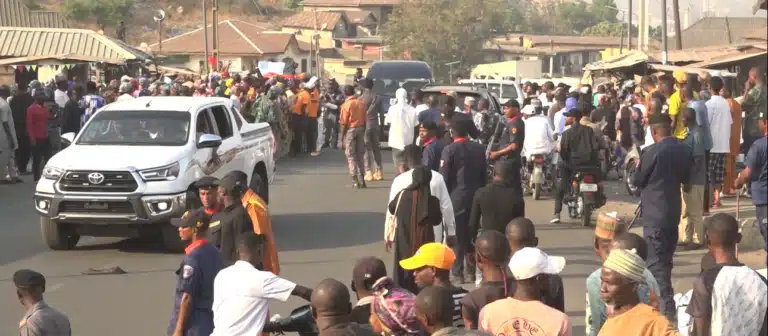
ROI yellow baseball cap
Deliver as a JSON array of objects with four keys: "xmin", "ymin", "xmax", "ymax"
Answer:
[
  {"xmin": 673, "ymin": 71, "xmax": 688, "ymax": 84},
  {"xmin": 399, "ymin": 243, "xmax": 455, "ymax": 270}
]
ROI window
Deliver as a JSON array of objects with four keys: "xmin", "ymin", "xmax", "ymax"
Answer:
[
  {"xmin": 301, "ymin": 59, "xmax": 307, "ymax": 73},
  {"xmin": 232, "ymin": 106, "xmax": 243, "ymax": 130},
  {"xmin": 209, "ymin": 105, "xmax": 233, "ymax": 139},
  {"xmin": 196, "ymin": 110, "xmax": 214, "ymax": 135}
]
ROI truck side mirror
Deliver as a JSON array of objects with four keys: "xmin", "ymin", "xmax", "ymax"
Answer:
[
  {"xmin": 197, "ymin": 134, "xmax": 222, "ymax": 148},
  {"xmin": 60, "ymin": 132, "xmax": 76, "ymax": 146}
]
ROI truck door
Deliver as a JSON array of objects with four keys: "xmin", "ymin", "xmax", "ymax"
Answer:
[{"xmin": 208, "ymin": 104, "xmax": 246, "ymax": 178}]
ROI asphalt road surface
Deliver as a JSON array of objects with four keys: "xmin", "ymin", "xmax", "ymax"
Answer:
[{"xmin": 0, "ymin": 150, "xmax": 759, "ymax": 336}]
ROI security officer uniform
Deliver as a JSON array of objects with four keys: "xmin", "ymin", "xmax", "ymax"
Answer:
[
  {"xmin": 14, "ymin": 270, "xmax": 71, "ymax": 336},
  {"xmin": 210, "ymin": 175, "xmax": 253, "ymax": 265},
  {"xmin": 167, "ymin": 211, "xmax": 223, "ymax": 336},
  {"xmin": 632, "ymin": 113, "xmax": 691, "ymax": 321},
  {"xmin": 495, "ymin": 107, "xmax": 526, "ymax": 189},
  {"xmin": 439, "ymin": 135, "xmax": 487, "ymax": 282}
]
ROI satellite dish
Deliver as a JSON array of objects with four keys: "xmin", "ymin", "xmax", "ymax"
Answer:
[{"xmin": 154, "ymin": 9, "xmax": 166, "ymax": 22}]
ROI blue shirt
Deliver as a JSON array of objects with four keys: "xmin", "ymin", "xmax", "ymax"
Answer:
[
  {"xmin": 418, "ymin": 107, "xmax": 442, "ymax": 125},
  {"xmin": 168, "ymin": 242, "xmax": 223, "ymax": 336},
  {"xmin": 586, "ymin": 268, "xmax": 661, "ymax": 336},
  {"xmin": 422, "ymin": 137, "xmax": 445, "ymax": 172},
  {"xmin": 687, "ymin": 100, "xmax": 712, "ymax": 152},
  {"xmin": 745, "ymin": 136, "xmax": 768, "ymax": 205}
]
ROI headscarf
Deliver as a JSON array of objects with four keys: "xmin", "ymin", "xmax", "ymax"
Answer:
[{"xmin": 371, "ymin": 277, "xmax": 420, "ymax": 336}]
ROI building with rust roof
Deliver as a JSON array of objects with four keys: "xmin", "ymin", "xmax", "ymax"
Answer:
[
  {"xmin": 150, "ymin": 19, "xmax": 312, "ymax": 74},
  {"xmin": 300, "ymin": 0, "xmax": 400, "ymax": 24}
]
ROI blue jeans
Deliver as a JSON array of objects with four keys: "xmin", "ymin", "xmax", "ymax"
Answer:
[{"xmin": 757, "ymin": 205, "xmax": 768, "ymax": 252}]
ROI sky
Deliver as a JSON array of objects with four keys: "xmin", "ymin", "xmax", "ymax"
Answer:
[{"xmin": 612, "ymin": 0, "xmax": 767, "ymax": 28}]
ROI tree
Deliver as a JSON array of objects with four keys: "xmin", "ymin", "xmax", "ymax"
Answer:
[
  {"xmin": 63, "ymin": 0, "xmax": 133, "ymax": 28},
  {"xmin": 582, "ymin": 21, "xmax": 638, "ymax": 38},
  {"xmin": 382, "ymin": 0, "xmax": 510, "ymax": 80},
  {"xmin": 590, "ymin": 0, "xmax": 619, "ymax": 23},
  {"xmin": 649, "ymin": 25, "xmax": 663, "ymax": 41},
  {"xmin": 556, "ymin": 1, "xmax": 599, "ymax": 33}
]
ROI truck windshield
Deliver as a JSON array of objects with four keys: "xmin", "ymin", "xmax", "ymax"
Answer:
[
  {"xmin": 77, "ymin": 110, "xmax": 191, "ymax": 146},
  {"xmin": 486, "ymin": 83, "xmax": 518, "ymax": 99}
]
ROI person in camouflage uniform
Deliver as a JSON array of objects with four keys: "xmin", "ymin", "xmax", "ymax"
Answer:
[
  {"xmin": 742, "ymin": 67, "xmax": 767, "ymax": 154},
  {"xmin": 274, "ymin": 84, "xmax": 293, "ymax": 160}
]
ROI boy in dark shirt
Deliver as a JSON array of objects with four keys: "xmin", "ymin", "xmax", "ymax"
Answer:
[
  {"xmin": 505, "ymin": 218, "xmax": 565, "ymax": 312},
  {"xmin": 460, "ymin": 231, "xmax": 515, "ymax": 329}
]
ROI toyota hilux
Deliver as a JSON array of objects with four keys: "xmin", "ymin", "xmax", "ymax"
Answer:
[{"xmin": 34, "ymin": 97, "xmax": 276, "ymax": 250}]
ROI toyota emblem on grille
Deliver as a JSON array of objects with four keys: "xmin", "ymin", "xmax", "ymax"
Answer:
[{"xmin": 88, "ymin": 172, "xmax": 105, "ymax": 185}]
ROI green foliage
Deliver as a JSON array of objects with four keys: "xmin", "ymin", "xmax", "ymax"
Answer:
[
  {"xmin": 556, "ymin": 0, "xmax": 619, "ymax": 33},
  {"xmin": 22, "ymin": 0, "xmax": 42, "ymax": 10},
  {"xmin": 649, "ymin": 25, "xmax": 663, "ymax": 41},
  {"xmin": 582, "ymin": 21, "xmax": 639, "ymax": 37},
  {"xmin": 283, "ymin": 0, "xmax": 301, "ymax": 10},
  {"xmin": 63, "ymin": 0, "xmax": 133, "ymax": 27},
  {"xmin": 382, "ymin": 0, "xmax": 511, "ymax": 80}
]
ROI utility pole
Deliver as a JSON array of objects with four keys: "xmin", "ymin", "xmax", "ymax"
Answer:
[
  {"xmin": 313, "ymin": 10, "xmax": 320, "ymax": 77},
  {"xmin": 212, "ymin": 0, "xmax": 219, "ymax": 72},
  {"xmin": 619, "ymin": 12, "xmax": 625, "ymax": 53},
  {"xmin": 203, "ymin": 0, "xmax": 210, "ymax": 74},
  {"xmin": 672, "ymin": 0, "xmax": 683, "ymax": 50},
  {"xmin": 628, "ymin": 0, "xmax": 632, "ymax": 51},
  {"xmin": 661, "ymin": 0, "xmax": 668, "ymax": 64}
]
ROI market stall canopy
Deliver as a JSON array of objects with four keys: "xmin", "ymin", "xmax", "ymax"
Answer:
[
  {"xmin": 755, "ymin": 0, "xmax": 767, "ymax": 13},
  {"xmin": 0, "ymin": 27, "xmax": 151, "ymax": 64},
  {"xmin": 583, "ymin": 51, "xmax": 657, "ymax": 72},
  {"xmin": 648, "ymin": 64, "xmax": 738, "ymax": 77}
]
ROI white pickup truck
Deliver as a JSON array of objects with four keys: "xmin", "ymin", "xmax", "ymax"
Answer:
[{"xmin": 34, "ymin": 97, "xmax": 276, "ymax": 250}]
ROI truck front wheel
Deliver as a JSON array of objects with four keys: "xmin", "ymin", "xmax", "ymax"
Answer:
[{"xmin": 40, "ymin": 217, "xmax": 80, "ymax": 250}]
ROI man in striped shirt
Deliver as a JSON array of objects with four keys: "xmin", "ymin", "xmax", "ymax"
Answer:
[{"xmin": 400, "ymin": 243, "xmax": 468, "ymax": 327}]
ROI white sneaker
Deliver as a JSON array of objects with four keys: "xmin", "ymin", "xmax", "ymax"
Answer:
[{"xmin": 550, "ymin": 216, "xmax": 561, "ymax": 224}]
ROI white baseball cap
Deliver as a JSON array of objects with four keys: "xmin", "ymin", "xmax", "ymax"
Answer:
[
  {"xmin": 508, "ymin": 247, "xmax": 566, "ymax": 280},
  {"xmin": 521, "ymin": 104, "xmax": 536, "ymax": 115}
]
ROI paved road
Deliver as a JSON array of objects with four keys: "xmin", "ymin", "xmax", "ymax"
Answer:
[{"xmin": 0, "ymin": 150, "xmax": 759, "ymax": 336}]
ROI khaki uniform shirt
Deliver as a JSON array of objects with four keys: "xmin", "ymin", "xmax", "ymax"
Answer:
[{"xmin": 19, "ymin": 301, "xmax": 71, "ymax": 336}]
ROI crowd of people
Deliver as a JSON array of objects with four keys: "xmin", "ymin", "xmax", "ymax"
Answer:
[{"xmin": 4, "ymin": 64, "xmax": 768, "ymax": 336}]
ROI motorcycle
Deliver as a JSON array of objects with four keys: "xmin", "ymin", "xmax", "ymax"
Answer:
[
  {"xmin": 263, "ymin": 304, "xmax": 319, "ymax": 336},
  {"xmin": 566, "ymin": 171, "xmax": 607, "ymax": 227},
  {"xmin": 621, "ymin": 144, "xmax": 641, "ymax": 197},
  {"xmin": 525, "ymin": 154, "xmax": 554, "ymax": 200}
]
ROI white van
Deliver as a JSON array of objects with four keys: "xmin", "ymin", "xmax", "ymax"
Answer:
[{"xmin": 458, "ymin": 79, "xmax": 523, "ymax": 106}]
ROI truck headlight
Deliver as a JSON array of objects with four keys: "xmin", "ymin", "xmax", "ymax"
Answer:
[
  {"xmin": 42, "ymin": 166, "xmax": 64, "ymax": 180},
  {"xmin": 139, "ymin": 162, "xmax": 180, "ymax": 181}
]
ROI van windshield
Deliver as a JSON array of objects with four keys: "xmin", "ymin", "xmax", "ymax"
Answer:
[{"xmin": 372, "ymin": 78, "xmax": 431, "ymax": 97}]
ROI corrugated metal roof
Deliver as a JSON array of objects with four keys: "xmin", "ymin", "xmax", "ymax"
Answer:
[
  {"xmin": 0, "ymin": 0, "xmax": 69, "ymax": 28},
  {"xmin": 0, "ymin": 27, "xmax": 150, "ymax": 63}
]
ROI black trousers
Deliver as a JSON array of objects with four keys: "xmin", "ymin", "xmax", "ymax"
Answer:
[
  {"xmin": 290, "ymin": 114, "xmax": 307, "ymax": 155},
  {"xmin": 554, "ymin": 165, "xmax": 572, "ymax": 215},
  {"xmin": 31, "ymin": 138, "xmax": 52, "ymax": 181},
  {"xmin": 644, "ymin": 225, "xmax": 677, "ymax": 321},
  {"xmin": 306, "ymin": 117, "xmax": 318, "ymax": 153},
  {"xmin": 15, "ymin": 132, "xmax": 29, "ymax": 173}
]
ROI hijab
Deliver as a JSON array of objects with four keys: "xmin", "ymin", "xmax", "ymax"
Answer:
[{"xmin": 371, "ymin": 277, "xmax": 421, "ymax": 336}]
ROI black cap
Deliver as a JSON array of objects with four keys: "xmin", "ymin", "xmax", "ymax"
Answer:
[
  {"xmin": 193, "ymin": 176, "xmax": 219, "ymax": 189},
  {"xmin": 221, "ymin": 171, "xmax": 248, "ymax": 192},
  {"xmin": 13, "ymin": 269, "xmax": 46, "ymax": 289},
  {"xmin": 352, "ymin": 257, "xmax": 387, "ymax": 291},
  {"xmin": 648, "ymin": 113, "xmax": 672, "ymax": 126},
  {"xmin": 503, "ymin": 99, "xmax": 520, "ymax": 108},
  {"xmin": 171, "ymin": 209, "xmax": 211, "ymax": 231},
  {"xmin": 419, "ymin": 120, "xmax": 439, "ymax": 131}
]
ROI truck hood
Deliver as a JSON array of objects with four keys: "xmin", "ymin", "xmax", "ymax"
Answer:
[{"xmin": 48, "ymin": 145, "xmax": 188, "ymax": 171}]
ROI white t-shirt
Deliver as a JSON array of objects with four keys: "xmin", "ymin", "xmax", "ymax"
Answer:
[
  {"xmin": 54, "ymin": 89, "xmax": 69, "ymax": 108},
  {"xmin": 523, "ymin": 115, "xmax": 555, "ymax": 156},
  {"xmin": 116, "ymin": 94, "xmax": 134, "ymax": 102},
  {"xmin": 211, "ymin": 261, "xmax": 297, "ymax": 336},
  {"xmin": 710, "ymin": 265, "xmax": 768, "ymax": 336},
  {"xmin": 414, "ymin": 103, "xmax": 429, "ymax": 114},
  {"xmin": 0, "ymin": 98, "xmax": 17, "ymax": 149},
  {"xmin": 705, "ymin": 95, "xmax": 732, "ymax": 154},
  {"xmin": 385, "ymin": 103, "xmax": 418, "ymax": 151}
]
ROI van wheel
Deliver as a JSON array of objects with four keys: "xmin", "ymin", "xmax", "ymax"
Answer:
[
  {"xmin": 161, "ymin": 224, "xmax": 185, "ymax": 253},
  {"xmin": 40, "ymin": 217, "xmax": 80, "ymax": 250},
  {"xmin": 250, "ymin": 171, "xmax": 269, "ymax": 204}
]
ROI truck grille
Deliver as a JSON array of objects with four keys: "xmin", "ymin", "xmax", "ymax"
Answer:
[
  {"xmin": 59, "ymin": 171, "xmax": 138, "ymax": 193},
  {"xmin": 59, "ymin": 201, "xmax": 135, "ymax": 214}
]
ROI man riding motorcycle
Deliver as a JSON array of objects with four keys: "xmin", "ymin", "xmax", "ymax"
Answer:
[
  {"xmin": 522, "ymin": 101, "xmax": 556, "ymax": 167},
  {"xmin": 551, "ymin": 107, "xmax": 603, "ymax": 223}
]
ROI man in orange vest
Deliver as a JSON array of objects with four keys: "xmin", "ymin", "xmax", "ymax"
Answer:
[{"xmin": 219, "ymin": 171, "xmax": 280, "ymax": 275}]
